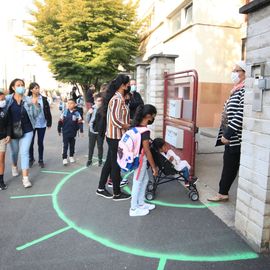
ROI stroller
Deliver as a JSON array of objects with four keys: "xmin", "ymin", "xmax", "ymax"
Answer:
[{"xmin": 145, "ymin": 145, "xmax": 199, "ymax": 202}]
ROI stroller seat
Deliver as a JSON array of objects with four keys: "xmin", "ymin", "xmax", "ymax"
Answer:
[{"xmin": 145, "ymin": 146, "xmax": 199, "ymax": 201}]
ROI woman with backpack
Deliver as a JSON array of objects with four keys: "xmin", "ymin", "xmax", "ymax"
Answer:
[
  {"xmin": 96, "ymin": 74, "xmax": 131, "ymax": 201},
  {"xmin": 129, "ymin": 104, "xmax": 158, "ymax": 217}
]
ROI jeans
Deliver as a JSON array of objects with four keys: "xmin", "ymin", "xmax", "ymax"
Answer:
[
  {"xmin": 131, "ymin": 156, "xmax": 149, "ymax": 209},
  {"xmin": 219, "ymin": 146, "xmax": 241, "ymax": 195},
  {"xmin": 29, "ymin": 127, "xmax": 46, "ymax": 162},
  {"xmin": 10, "ymin": 131, "xmax": 33, "ymax": 170},
  {"xmin": 62, "ymin": 136, "xmax": 76, "ymax": 159},
  {"xmin": 88, "ymin": 131, "xmax": 104, "ymax": 163},
  {"xmin": 98, "ymin": 138, "xmax": 121, "ymax": 195}
]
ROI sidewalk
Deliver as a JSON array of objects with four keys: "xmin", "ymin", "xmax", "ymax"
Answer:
[{"xmin": 196, "ymin": 128, "xmax": 238, "ymax": 227}]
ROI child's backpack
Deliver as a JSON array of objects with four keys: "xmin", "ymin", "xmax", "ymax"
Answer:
[{"xmin": 117, "ymin": 127, "xmax": 149, "ymax": 172}]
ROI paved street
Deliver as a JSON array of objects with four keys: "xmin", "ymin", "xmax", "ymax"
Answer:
[{"xmin": 0, "ymin": 104, "xmax": 269, "ymax": 270}]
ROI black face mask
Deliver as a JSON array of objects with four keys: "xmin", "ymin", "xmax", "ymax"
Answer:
[
  {"xmin": 148, "ymin": 119, "xmax": 154, "ymax": 125},
  {"xmin": 124, "ymin": 86, "xmax": 131, "ymax": 96}
]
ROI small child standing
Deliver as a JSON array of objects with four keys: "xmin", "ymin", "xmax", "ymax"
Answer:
[
  {"xmin": 0, "ymin": 92, "xmax": 11, "ymax": 190},
  {"xmin": 129, "ymin": 104, "xmax": 158, "ymax": 217},
  {"xmin": 152, "ymin": 138, "xmax": 195, "ymax": 187},
  {"xmin": 58, "ymin": 99, "xmax": 83, "ymax": 165},
  {"xmin": 86, "ymin": 93, "xmax": 105, "ymax": 167}
]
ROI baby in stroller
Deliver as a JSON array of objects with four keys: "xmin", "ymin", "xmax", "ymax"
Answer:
[{"xmin": 152, "ymin": 138, "xmax": 197, "ymax": 187}]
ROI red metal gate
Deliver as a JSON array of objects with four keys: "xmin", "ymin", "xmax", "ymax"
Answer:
[{"xmin": 163, "ymin": 70, "xmax": 198, "ymax": 176}]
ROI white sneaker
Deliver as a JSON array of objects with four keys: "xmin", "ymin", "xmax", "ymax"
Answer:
[
  {"xmin": 139, "ymin": 203, "xmax": 156, "ymax": 211},
  {"xmin": 22, "ymin": 177, "xmax": 32, "ymax": 188},
  {"xmin": 69, "ymin": 157, "xmax": 75, "ymax": 163},
  {"xmin": 63, "ymin": 159, "xmax": 68, "ymax": 166},
  {"xmin": 129, "ymin": 208, "xmax": 149, "ymax": 217},
  {"xmin": 12, "ymin": 166, "xmax": 19, "ymax": 177}
]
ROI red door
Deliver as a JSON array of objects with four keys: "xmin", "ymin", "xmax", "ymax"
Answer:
[{"xmin": 163, "ymin": 70, "xmax": 198, "ymax": 176}]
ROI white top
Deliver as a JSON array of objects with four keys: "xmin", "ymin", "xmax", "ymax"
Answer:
[{"xmin": 161, "ymin": 149, "xmax": 191, "ymax": 171}]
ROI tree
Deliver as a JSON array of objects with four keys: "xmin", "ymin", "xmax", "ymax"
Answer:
[{"xmin": 22, "ymin": 0, "xmax": 140, "ymax": 91}]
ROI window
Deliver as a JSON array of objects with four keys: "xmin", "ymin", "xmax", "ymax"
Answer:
[
  {"xmin": 170, "ymin": 10, "xmax": 181, "ymax": 33},
  {"xmin": 169, "ymin": 2, "xmax": 193, "ymax": 34},
  {"xmin": 185, "ymin": 3, "xmax": 193, "ymax": 25}
]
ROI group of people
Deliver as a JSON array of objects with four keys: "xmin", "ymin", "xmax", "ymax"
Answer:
[
  {"xmin": 0, "ymin": 79, "xmax": 52, "ymax": 190},
  {"xmin": 1, "ymin": 61, "xmax": 246, "ymax": 218}
]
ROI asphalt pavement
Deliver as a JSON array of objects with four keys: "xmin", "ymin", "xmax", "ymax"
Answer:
[{"xmin": 0, "ymin": 104, "xmax": 269, "ymax": 270}]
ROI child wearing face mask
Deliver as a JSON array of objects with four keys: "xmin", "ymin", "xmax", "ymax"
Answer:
[
  {"xmin": 129, "ymin": 104, "xmax": 158, "ymax": 217},
  {"xmin": 0, "ymin": 92, "xmax": 11, "ymax": 190},
  {"xmin": 86, "ymin": 93, "xmax": 105, "ymax": 167}
]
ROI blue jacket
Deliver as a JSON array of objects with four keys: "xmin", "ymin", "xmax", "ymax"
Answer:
[
  {"xmin": 5, "ymin": 94, "xmax": 41, "ymax": 129},
  {"xmin": 57, "ymin": 109, "xmax": 83, "ymax": 137}
]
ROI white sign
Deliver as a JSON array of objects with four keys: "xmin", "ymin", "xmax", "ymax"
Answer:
[
  {"xmin": 165, "ymin": 126, "xmax": 184, "ymax": 149},
  {"xmin": 168, "ymin": 99, "xmax": 182, "ymax": 118}
]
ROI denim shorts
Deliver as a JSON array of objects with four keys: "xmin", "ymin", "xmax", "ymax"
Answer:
[{"xmin": 0, "ymin": 138, "xmax": 7, "ymax": 152}]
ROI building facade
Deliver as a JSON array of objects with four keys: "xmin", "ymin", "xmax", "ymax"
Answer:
[
  {"xmin": 0, "ymin": 0, "xmax": 58, "ymax": 92},
  {"xmin": 235, "ymin": 0, "xmax": 270, "ymax": 253},
  {"xmin": 137, "ymin": 0, "xmax": 247, "ymax": 128}
]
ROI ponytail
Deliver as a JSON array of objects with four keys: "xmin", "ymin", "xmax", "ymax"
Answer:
[{"xmin": 131, "ymin": 104, "xmax": 157, "ymax": 127}]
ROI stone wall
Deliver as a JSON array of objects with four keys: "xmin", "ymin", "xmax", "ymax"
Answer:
[
  {"xmin": 136, "ymin": 54, "xmax": 177, "ymax": 138},
  {"xmin": 235, "ymin": 3, "xmax": 270, "ymax": 252}
]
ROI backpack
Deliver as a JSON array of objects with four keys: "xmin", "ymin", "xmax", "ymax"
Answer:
[{"xmin": 117, "ymin": 127, "xmax": 149, "ymax": 172}]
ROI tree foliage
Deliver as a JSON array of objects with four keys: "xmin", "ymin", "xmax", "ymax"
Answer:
[{"xmin": 22, "ymin": 0, "xmax": 140, "ymax": 88}]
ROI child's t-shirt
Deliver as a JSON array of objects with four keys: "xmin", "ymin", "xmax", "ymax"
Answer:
[
  {"xmin": 162, "ymin": 149, "xmax": 191, "ymax": 171},
  {"xmin": 140, "ymin": 130, "xmax": 150, "ymax": 153}
]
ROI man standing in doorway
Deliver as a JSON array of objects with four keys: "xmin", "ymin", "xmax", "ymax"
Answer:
[{"xmin": 129, "ymin": 79, "xmax": 144, "ymax": 120}]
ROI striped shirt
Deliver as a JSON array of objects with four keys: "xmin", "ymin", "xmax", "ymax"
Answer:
[
  {"xmin": 216, "ymin": 87, "xmax": 245, "ymax": 150},
  {"xmin": 106, "ymin": 91, "xmax": 130, "ymax": 140}
]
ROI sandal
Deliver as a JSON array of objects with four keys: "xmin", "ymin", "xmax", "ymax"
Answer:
[{"xmin": 207, "ymin": 195, "xmax": 229, "ymax": 202}]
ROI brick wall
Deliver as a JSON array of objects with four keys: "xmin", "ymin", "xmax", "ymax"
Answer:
[{"xmin": 235, "ymin": 4, "xmax": 270, "ymax": 252}]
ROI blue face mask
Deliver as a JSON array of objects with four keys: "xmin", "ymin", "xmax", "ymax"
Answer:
[
  {"xmin": 130, "ymin": 85, "xmax": 136, "ymax": 92},
  {"xmin": 15, "ymin": 86, "xmax": 26, "ymax": 95}
]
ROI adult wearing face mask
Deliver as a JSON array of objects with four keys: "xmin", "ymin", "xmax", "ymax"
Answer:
[
  {"xmin": 6, "ymin": 79, "xmax": 40, "ymax": 188},
  {"xmin": 96, "ymin": 74, "xmax": 131, "ymax": 201},
  {"xmin": 129, "ymin": 79, "xmax": 144, "ymax": 120},
  {"xmin": 208, "ymin": 61, "xmax": 246, "ymax": 202}
]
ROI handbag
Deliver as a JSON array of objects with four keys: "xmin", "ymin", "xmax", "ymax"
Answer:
[
  {"xmin": 11, "ymin": 101, "xmax": 24, "ymax": 139},
  {"xmin": 12, "ymin": 121, "xmax": 23, "ymax": 139}
]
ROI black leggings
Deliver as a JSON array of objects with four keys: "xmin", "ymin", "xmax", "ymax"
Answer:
[
  {"xmin": 29, "ymin": 127, "xmax": 46, "ymax": 162},
  {"xmin": 219, "ymin": 146, "xmax": 240, "ymax": 195},
  {"xmin": 98, "ymin": 138, "xmax": 121, "ymax": 195}
]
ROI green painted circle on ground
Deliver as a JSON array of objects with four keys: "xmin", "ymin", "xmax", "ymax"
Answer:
[{"xmin": 52, "ymin": 167, "xmax": 258, "ymax": 263}]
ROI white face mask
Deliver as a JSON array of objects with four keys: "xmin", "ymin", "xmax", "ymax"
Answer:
[
  {"xmin": 231, "ymin": 72, "xmax": 240, "ymax": 84},
  {"xmin": 0, "ymin": 100, "xmax": 6, "ymax": 108}
]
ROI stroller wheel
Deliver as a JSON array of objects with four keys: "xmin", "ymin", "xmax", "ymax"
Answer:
[
  {"xmin": 190, "ymin": 191, "xmax": 199, "ymax": 201},
  {"xmin": 147, "ymin": 183, "xmax": 154, "ymax": 192},
  {"xmin": 146, "ymin": 192, "xmax": 155, "ymax": 201}
]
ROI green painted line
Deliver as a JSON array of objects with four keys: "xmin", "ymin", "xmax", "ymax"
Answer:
[
  {"xmin": 52, "ymin": 166, "xmax": 258, "ymax": 263},
  {"xmin": 41, "ymin": 170, "xmax": 70, "ymax": 175},
  {"xmin": 10, "ymin": 194, "xmax": 52, "ymax": 199},
  {"xmin": 122, "ymin": 186, "xmax": 219, "ymax": 209},
  {"xmin": 16, "ymin": 226, "xmax": 71, "ymax": 251},
  {"xmin": 122, "ymin": 170, "xmax": 134, "ymax": 179},
  {"xmin": 157, "ymin": 257, "xmax": 167, "ymax": 270}
]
